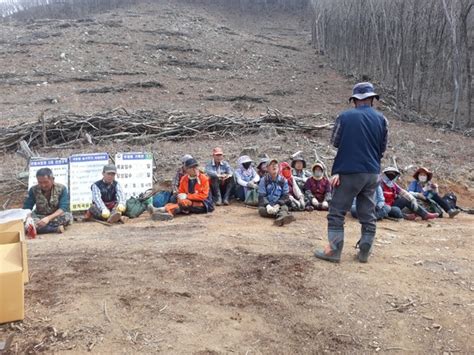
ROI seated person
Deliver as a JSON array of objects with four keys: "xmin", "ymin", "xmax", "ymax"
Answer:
[
  {"xmin": 149, "ymin": 158, "xmax": 214, "ymax": 220},
  {"xmin": 170, "ymin": 154, "xmax": 193, "ymax": 203},
  {"xmin": 86, "ymin": 164, "xmax": 126, "ymax": 224},
  {"xmin": 205, "ymin": 147, "xmax": 234, "ymax": 206},
  {"xmin": 291, "ymin": 156, "xmax": 312, "ymax": 191},
  {"xmin": 381, "ymin": 167, "xmax": 438, "ymax": 220},
  {"xmin": 280, "ymin": 162, "xmax": 306, "ymax": 211},
  {"xmin": 258, "ymin": 159, "xmax": 296, "ymax": 226},
  {"xmin": 408, "ymin": 167, "xmax": 460, "ymax": 218},
  {"xmin": 234, "ymin": 155, "xmax": 260, "ymax": 202},
  {"xmin": 256, "ymin": 155, "xmax": 270, "ymax": 178},
  {"xmin": 303, "ymin": 162, "xmax": 332, "ymax": 211},
  {"xmin": 23, "ymin": 168, "xmax": 72, "ymax": 234},
  {"xmin": 351, "ymin": 184, "xmax": 392, "ymax": 220}
]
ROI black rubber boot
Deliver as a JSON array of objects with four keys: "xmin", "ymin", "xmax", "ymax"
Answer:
[
  {"xmin": 314, "ymin": 241, "xmax": 344, "ymax": 263},
  {"xmin": 357, "ymin": 242, "xmax": 371, "ymax": 263}
]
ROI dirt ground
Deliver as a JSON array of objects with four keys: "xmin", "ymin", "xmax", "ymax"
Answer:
[{"xmin": 0, "ymin": 1, "xmax": 473, "ymax": 354}]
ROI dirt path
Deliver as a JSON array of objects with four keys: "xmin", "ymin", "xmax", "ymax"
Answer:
[
  {"xmin": 0, "ymin": 1, "xmax": 473, "ymax": 354},
  {"xmin": 2, "ymin": 206, "xmax": 473, "ymax": 353}
]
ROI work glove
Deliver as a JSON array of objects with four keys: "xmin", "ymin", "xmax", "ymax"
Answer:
[
  {"xmin": 322, "ymin": 201, "xmax": 329, "ymax": 209},
  {"xmin": 266, "ymin": 204, "xmax": 275, "ymax": 215},
  {"xmin": 101, "ymin": 208, "xmax": 111, "ymax": 219},
  {"xmin": 376, "ymin": 201, "xmax": 385, "ymax": 209},
  {"xmin": 311, "ymin": 198, "xmax": 319, "ymax": 207},
  {"xmin": 273, "ymin": 204, "xmax": 280, "ymax": 213},
  {"xmin": 177, "ymin": 193, "xmax": 187, "ymax": 200},
  {"xmin": 117, "ymin": 204, "xmax": 126, "ymax": 213},
  {"xmin": 411, "ymin": 199, "xmax": 419, "ymax": 211}
]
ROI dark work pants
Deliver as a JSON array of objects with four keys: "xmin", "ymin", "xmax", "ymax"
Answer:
[
  {"xmin": 429, "ymin": 193, "xmax": 451, "ymax": 212},
  {"xmin": 209, "ymin": 176, "xmax": 234, "ymax": 202},
  {"xmin": 327, "ymin": 173, "xmax": 378, "ymax": 251}
]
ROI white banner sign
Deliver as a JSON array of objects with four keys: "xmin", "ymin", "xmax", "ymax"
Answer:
[
  {"xmin": 115, "ymin": 152, "xmax": 153, "ymax": 200},
  {"xmin": 28, "ymin": 158, "xmax": 69, "ymax": 189},
  {"xmin": 69, "ymin": 153, "xmax": 109, "ymax": 211}
]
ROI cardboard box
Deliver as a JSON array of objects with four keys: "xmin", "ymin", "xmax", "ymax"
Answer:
[
  {"xmin": 0, "ymin": 220, "xmax": 28, "ymax": 283},
  {"xmin": 0, "ymin": 243, "xmax": 24, "ymax": 323}
]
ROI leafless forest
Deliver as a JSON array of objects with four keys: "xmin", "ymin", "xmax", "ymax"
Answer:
[{"xmin": 1, "ymin": 0, "xmax": 473, "ymax": 129}]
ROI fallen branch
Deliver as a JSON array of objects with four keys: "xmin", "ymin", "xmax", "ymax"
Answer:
[{"xmin": 0, "ymin": 108, "xmax": 332, "ymax": 152}]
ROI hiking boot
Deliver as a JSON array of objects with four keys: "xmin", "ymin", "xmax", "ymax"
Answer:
[
  {"xmin": 151, "ymin": 212, "xmax": 173, "ymax": 221},
  {"xmin": 314, "ymin": 242, "xmax": 343, "ymax": 263},
  {"xmin": 422, "ymin": 212, "xmax": 438, "ymax": 220},
  {"xmin": 223, "ymin": 199, "xmax": 230, "ymax": 206},
  {"xmin": 57, "ymin": 225, "xmax": 65, "ymax": 234},
  {"xmin": 447, "ymin": 209, "xmax": 460, "ymax": 218},
  {"xmin": 107, "ymin": 212, "xmax": 122, "ymax": 224},
  {"xmin": 357, "ymin": 242, "xmax": 371, "ymax": 263},
  {"xmin": 404, "ymin": 213, "xmax": 417, "ymax": 221},
  {"xmin": 274, "ymin": 214, "xmax": 296, "ymax": 226}
]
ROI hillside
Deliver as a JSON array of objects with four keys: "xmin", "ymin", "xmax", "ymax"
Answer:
[{"xmin": 0, "ymin": 1, "xmax": 473, "ymax": 353}]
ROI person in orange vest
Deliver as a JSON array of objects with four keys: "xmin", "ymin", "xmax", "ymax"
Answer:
[{"xmin": 148, "ymin": 158, "xmax": 214, "ymax": 220}]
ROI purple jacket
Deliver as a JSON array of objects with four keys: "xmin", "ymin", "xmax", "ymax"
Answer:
[{"xmin": 303, "ymin": 177, "xmax": 332, "ymax": 202}]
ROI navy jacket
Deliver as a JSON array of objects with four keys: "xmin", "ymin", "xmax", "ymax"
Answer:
[{"xmin": 331, "ymin": 105, "xmax": 388, "ymax": 175}]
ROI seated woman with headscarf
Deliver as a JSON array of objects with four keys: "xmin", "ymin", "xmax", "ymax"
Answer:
[
  {"xmin": 291, "ymin": 156, "xmax": 312, "ymax": 191},
  {"xmin": 280, "ymin": 162, "xmax": 306, "ymax": 211},
  {"xmin": 234, "ymin": 155, "xmax": 260, "ymax": 204},
  {"xmin": 303, "ymin": 162, "xmax": 332, "ymax": 211}
]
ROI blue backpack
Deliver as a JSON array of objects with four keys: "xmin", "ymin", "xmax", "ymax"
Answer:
[{"xmin": 153, "ymin": 191, "xmax": 172, "ymax": 207}]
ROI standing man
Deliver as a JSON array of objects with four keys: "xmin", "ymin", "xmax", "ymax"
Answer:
[
  {"xmin": 205, "ymin": 147, "xmax": 234, "ymax": 206},
  {"xmin": 23, "ymin": 168, "xmax": 72, "ymax": 234},
  {"xmin": 314, "ymin": 82, "xmax": 388, "ymax": 263},
  {"xmin": 85, "ymin": 164, "xmax": 127, "ymax": 224}
]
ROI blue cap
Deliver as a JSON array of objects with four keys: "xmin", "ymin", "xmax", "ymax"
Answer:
[
  {"xmin": 349, "ymin": 82, "xmax": 379, "ymax": 101},
  {"xmin": 184, "ymin": 158, "xmax": 198, "ymax": 168}
]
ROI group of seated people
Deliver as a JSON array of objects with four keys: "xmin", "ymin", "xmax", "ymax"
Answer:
[{"xmin": 22, "ymin": 147, "xmax": 461, "ymax": 236}]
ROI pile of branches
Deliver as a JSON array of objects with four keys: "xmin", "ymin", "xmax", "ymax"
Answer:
[{"xmin": 0, "ymin": 108, "xmax": 332, "ymax": 152}]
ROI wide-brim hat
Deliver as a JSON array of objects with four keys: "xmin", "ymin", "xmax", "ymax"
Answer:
[
  {"xmin": 291, "ymin": 156, "xmax": 306, "ymax": 169},
  {"xmin": 382, "ymin": 166, "xmax": 400, "ymax": 176},
  {"xmin": 312, "ymin": 162, "xmax": 325, "ymax": 172},
  {"xmin": 413, "ymin": 167, "xmax": 433, "ymax": 181},
  {"xmin": 238, "ymin": 155, "xmax": 252, "ymax": 165},
  {"xmin": 349, "ymin": 82, "xmax": 380, "ymax": 102}
]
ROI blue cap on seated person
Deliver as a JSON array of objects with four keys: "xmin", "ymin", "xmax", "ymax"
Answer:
[
  {"xmin": 349, "ymin": 82, "xmax": 380, "ymax": 102},
  {"xmin": 184, "ymin": 158, "xmax": 199, "ymax": 169}
]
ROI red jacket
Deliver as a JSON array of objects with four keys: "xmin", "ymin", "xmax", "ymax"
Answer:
[
  {"xmin": 381, "ymin": 181, "xmax": 401, "ymax": 206},
  {"xmin": 178, "ymin": 173, "xmax": 210, "ymax": 202}
]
